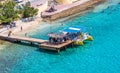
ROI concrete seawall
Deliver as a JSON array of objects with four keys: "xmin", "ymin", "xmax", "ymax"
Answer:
[{"xmin": 42, "ymin": 0, "xmax": 105, "ymax": 21}]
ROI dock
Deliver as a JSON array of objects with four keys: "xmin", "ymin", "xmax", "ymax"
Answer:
[
  {"xmin": 0, "ymin": 34, "xmax": 74, "ymax": 52},
  {"xmin": 0, "ymin": 34, "xmax": 48, "ymax": 44},
  {"xmin": 0, "ymin": 34, "xmax": 93, "ymax": 53},
  {"xmin": 40, "ymin": 40, "xmax": 74, "ymax": 52}
]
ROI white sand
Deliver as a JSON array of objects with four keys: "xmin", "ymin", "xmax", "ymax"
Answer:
[
  {"xmin": 1, "ymin": 17, "xmax": 42, "ymax": 35},
  {"xmin": 0, "ymin": 17, "xmax": 43, "ymax": 50}
]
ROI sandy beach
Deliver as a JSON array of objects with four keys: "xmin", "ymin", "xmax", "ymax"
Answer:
[
  {"xmin": 0, "ymin": 17, "xmax": 42, "ymax": 48},
  {"xmin": 1, "ymin": 17, "xmax": 42, "ymax": 36},
  {"xmin": 0, "ymin": 17, "xmax": 43, "ymax": 49}
]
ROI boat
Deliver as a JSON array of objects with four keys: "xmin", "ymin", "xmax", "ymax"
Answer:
[
  {"xmin": 47, "ymin": 25, "xmax": 93, "ymax": 46},
  {"xmin": 62, "ymin": 26, "xmax": 93, "ymax": 45}
]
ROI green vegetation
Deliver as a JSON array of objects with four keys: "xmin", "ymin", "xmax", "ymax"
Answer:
[
  {"xmin": 0, "ymin": 1, "xmax": 19, "ymax": 24},
  {"xmin": 0, "ymin": 1, "xmax": 38, "ymax": 24},
  {"xmin": 22, "ymin": 3, "xmax": 38, "ymax": 18}
]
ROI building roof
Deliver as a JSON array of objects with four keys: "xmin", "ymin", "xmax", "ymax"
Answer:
[{"xmin": 62, "ymin": 26, "xmax": 86, "ymax": 33}]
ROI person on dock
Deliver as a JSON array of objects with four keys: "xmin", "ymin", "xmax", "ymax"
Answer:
[{"xmin": 8, "ymin": 31, "xmax": 12, "ymax": 36}]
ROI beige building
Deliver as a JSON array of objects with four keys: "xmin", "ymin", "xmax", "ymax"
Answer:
[{"xmin": 55, "ymin": 0, "xmax": 78, "ymax": 4}]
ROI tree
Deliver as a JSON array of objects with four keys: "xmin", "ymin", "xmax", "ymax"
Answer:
[
  {"xmin": 0, "ymin": 1, "xmax": 19, "ymax": 24},
  {"xmin": 0, "ymin": 2, "xmax": 2, "ymax": 8},
  {"xmin": 22, "ymin": 4, "xmax": 38, "ymax": 18}
]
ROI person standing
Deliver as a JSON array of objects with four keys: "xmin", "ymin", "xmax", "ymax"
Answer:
[
  {"xmin": 21, "ymin": 26, "xmax": 23, "ymax": 31},
  {"xmin": 41, "ymin": 12, "xmax": 43, "ymax": 17},
  {"xmin": 8, "ymin": 31, "xmax": 12, "ymax": 36}
]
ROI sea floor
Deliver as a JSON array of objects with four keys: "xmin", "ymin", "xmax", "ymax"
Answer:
[{"xmin": 0, "ymin": 0, "xmax": 120, "ymax": 73}]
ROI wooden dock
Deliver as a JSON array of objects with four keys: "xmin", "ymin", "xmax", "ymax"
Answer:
[
  {"xmin": 40, "ymin": 40, "xmax": 74, "ymax": 52},
  {"xmin": 0, "ymin": 34, "xmax": 74, "ymax": 52},
  {"xmin": 0, "ymin": 34, "xmax": 48, "ymax": 44}
]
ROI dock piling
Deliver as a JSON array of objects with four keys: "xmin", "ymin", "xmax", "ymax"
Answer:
[
  {"xmin": 57, "ymin": 48, "xmax": 60, "ymax": 53},
  {"xmin": 30, "ymin": 42, "xmax": 33, "ymax": 45}
]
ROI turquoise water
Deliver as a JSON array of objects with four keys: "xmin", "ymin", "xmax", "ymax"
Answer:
[{"xmin": 0, "ymin": 2, "xmax": 120, "ymax": 73}]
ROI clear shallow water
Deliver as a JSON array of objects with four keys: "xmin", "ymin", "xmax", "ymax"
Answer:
[{"xmin": 0, "ymin": 2, "xmax": 120, "ymax": 73}]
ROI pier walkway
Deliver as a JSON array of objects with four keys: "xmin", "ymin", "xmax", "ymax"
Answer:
[
  {"xmin": 0, "ymin": 34, "xmax": 48, "ymax": 44},
  {"xmin": 0, "ymin": 34, "xmax": 73, "ymax": 52}
]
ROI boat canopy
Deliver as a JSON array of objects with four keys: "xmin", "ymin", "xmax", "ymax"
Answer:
[
  {"xmin": 62, "ymin": 26, "xmax": 86, "ymax": 33},
  {"xmin": 47, "ymin": 33, "xmax": 66, "ymax": 38}
]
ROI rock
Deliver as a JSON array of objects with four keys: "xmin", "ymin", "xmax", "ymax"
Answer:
[{"xmin": 0, "ymin": 40, "xmax": 5, "ymax": 45}]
